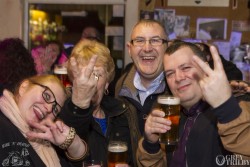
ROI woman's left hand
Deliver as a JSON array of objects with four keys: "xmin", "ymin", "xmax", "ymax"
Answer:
[{"xmin": 26, "ymin": 119, "xmax": 70, "ymax": 146}]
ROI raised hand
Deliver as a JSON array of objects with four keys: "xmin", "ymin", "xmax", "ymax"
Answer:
[
  {"xmin": 144, "ymin": 109, "xmax": 171, "ymax": 143},
  {"xmin": 192, "ymin": 46, "xmax": 232, "ymax": 108},
  {"xmin": 39, "ymin": 46, "xmax": 58, "ymax": 74},
  {"xmin": 69, "ymin": 55, "xmax": 98, "ymax": 108}
]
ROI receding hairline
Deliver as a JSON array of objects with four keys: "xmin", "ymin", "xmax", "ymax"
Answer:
[{"xmin": 130, "ymin": 20, "xmax": 167, "ymax": 38}]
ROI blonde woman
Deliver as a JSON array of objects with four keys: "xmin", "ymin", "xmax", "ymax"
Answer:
[{"xmin": 60, "ymin": 39, "xmax": 131, "ymax": 167}]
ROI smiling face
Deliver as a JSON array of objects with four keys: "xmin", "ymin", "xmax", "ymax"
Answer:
[
  {"xmin": 127, "ymin": 21, "xmax": 168, "ymax": 87},
  {"xmin": 16, "ymin": 78, "xmax": 66, "ymax": 124},
  {"xmin": 164, "ymin": 46, "xmax": 205, "ymax": 109}
]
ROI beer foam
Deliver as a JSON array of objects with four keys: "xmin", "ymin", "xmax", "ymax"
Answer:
[
  {"xmin": 108, "ymin": 145, "xmax": 128, "ymax": 152},
  {"xmin": 54, "ymin": 66, "xmax": 67, "ymax": 74},
  {"xmin": 157, "ymin": 96, "xmax": 180, "ymax": 105}
]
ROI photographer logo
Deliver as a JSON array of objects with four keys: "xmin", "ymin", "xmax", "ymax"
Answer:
[{"xmin": 216, "ymin": 155, "xmax": 250, "ymax": 166}]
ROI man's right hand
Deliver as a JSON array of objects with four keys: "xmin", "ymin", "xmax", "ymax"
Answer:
[
  {"xmin": 230, "ymin": 80, "xmax": 250, "ymax": 97},
  {"xmin": 69, "ymin": 55, "xmax": 98, "ymax": 109},
  {"xmin": 144, "ymin": 109, "xmax": 172, "ymax": 143}
]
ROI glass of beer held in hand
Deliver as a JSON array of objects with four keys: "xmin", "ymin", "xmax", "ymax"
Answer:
[
  {"xmin": 54, "ymin": 64, "xmax": 71, "ymax": 88},
  {"xmin": 157, "ymin": 95, "xmax": 180, "ymax": 145},
  {"xmin": 107, "ymin": 141, "xmax": 128, "ymax": 167}
]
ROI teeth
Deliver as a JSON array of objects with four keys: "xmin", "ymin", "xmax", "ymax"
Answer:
[{"xmin": 142, "ymin": 57, "xmax": 155, "ymax": 60}]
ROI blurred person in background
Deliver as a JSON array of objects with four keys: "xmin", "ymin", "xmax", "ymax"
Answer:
[
  {"xmin": 31, "ymin": 40, "xmax": 68, "ymax": 75},
  {"xmin": 65, "ymin": 26, "xmax": 102, "ymax": 57},
  {"xmin": 81, "ymin": 26, "xmax": 101, "ymax": 41},
  {"xmin": 0, "ymin": 38, "xmax": 36, "ymax": 95}
]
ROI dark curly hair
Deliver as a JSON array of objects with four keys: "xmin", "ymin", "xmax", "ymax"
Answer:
[{"xmin": 0, "ymin": 38, "xmax": 37, "ymax": 93}]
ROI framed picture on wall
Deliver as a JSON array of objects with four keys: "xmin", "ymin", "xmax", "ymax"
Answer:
[
  {"xmin": 174, "ymin": 15, "xmax": 190, "ymax": 37},
  {"xmin": 168, "ymin": 0, "xmax": 229, "ymax": 7},
  {"xmin": 154, "ymin": 9, "xmax": 175, "ymax": 36},
  {"xmin": 196, "ymin": 18, "xmax": 227, "ymax": 40}
]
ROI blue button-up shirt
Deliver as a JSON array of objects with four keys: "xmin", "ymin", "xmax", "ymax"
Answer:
[{"xmin": 134, "ymin": 71, "xmax": 165, "ymax": 105}]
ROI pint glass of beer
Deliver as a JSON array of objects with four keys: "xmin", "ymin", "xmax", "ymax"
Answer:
[
  {"xmin": 53, "ymin": 64, "xmax": 71, "ymax": 88},
  {"xmin": 157, "ymin": 95, "xmax": 180, "ymax": 145},
  {"xmin": 107, "ymin": 141, "xmax": 128, "ymax": 167}
]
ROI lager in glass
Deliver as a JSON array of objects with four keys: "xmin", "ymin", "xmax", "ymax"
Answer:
[
  {"xmin": 107, "ymin": 141, "xmax": 128, "ymax": 167},
  {"xmin": 157, "ymin": 95, "xmax": 180, "ymax": 145},
  {"xmin": 54, "ymin": 64, "xmax": 71, "ymax": 88}
]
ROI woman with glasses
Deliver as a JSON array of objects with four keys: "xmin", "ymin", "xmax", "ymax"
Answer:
[{"xmin": 0, "ymin": 75, "xmax": 87, "ymax": 167}]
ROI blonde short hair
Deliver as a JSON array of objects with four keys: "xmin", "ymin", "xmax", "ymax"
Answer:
[{"xmin": 68, "ymin": 39, "xmax": 115, "ymax": 83}]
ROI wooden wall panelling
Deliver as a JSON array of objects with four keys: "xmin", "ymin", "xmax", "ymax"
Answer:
[{"xmin": 154, "ymin": 0, "xmax": 250, "ymax": 43}]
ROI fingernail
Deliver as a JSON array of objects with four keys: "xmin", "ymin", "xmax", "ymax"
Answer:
[{"xmin": 161, "ymin": 112, "xmax": 165, "ymax": 117}]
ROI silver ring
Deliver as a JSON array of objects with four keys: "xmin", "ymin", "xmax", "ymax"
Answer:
[{"xmin": 94, "ymin": 75, "xmax": 99, "ymax": 81}]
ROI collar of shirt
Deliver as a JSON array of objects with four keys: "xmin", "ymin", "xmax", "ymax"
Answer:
[
  {"xmin": 182, "ymin": 100, "xmax": 209, "ymax": 117},
  {"xmin": 134, "ymin": 71, "xmax": 164, "ymax": 105}
]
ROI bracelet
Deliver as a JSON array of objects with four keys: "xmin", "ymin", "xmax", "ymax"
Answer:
[
  {"xmin": 59, "ymin": 127, "xmax": 76, "ymax": 150},
  {"xmin": 65, "ymin": 139, "xmax": 88, "ymax": 161}
]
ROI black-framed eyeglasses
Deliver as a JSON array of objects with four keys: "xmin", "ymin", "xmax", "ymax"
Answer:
[
  {"xmin": 130, "ymin": 38, "xmax": 168, "ymax": 47},
  {"xmin": 30, "ymin": 81, "xmax": 62, "ymax": 117}
]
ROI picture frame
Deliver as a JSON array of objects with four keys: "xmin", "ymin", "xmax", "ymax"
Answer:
[
  {"xmin": 168, "ymin": 0, "xmax": 229, "ymax": 7},
  {"xmin": 154, "ymin": 9, "xmax": 175, "ymax": 35},
  {"xmin": 196, "ymin": 18, "xmax": 227, "ymax": 40}
]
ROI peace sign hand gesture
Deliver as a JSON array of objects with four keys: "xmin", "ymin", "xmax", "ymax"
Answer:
[
  {"xmin": 69, "ymin": 55, "xmax": 99, "ymax": 109},
  {"xmin": 192, "ymin": 46, "xmax": 232, "ymax": 108}
]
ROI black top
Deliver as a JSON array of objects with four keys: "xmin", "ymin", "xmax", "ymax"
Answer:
[
  {"xmin": 59, "ymin": 95, "xmax": 133, "ymax": 167},
  {"xmin": 0, "ymin": 112, "xmax": 82, "ymax": 167},
  {"xmin": 209, "ymin": 54, "xmax": 242, "ymax": 81},
  {"xmin": 143, "ymin": 96, "xmax": 242, "ymax": 167}
]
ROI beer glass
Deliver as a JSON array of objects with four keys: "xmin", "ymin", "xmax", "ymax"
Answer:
[
  {"xmin": 107, "ymin": 141, "xmax": 128, "ymax": 167},
  {"xmin": 157, "ymin": 95, "xmax": 180, "ymax": 145},
  {"xmin": 53, "ymin": 64, "xmax": 71, "ymax": 88}
]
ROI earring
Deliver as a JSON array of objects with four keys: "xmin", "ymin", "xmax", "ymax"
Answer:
[{"xmin": 104, "ymin": 89, "xmax": 109, "ymax": 95}]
